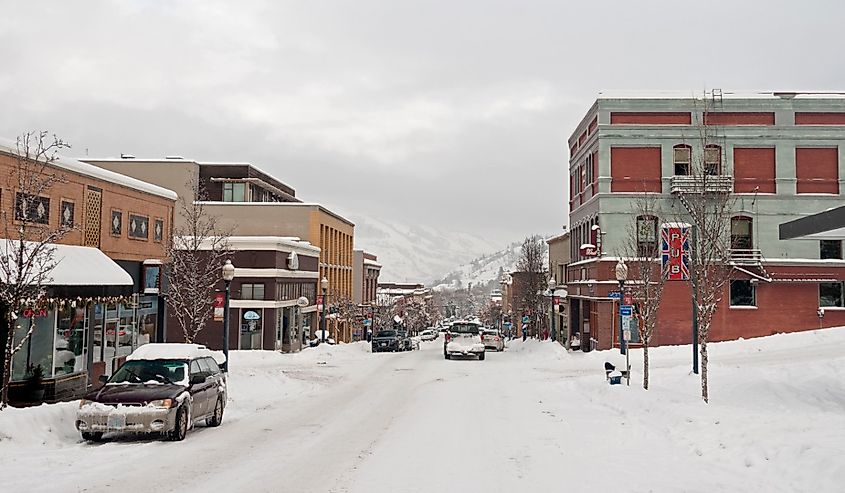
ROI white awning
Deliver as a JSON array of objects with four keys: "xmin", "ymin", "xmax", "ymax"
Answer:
[{"xmin": 1, "ymin": 240, "xmax": 133, "ymax": 286}]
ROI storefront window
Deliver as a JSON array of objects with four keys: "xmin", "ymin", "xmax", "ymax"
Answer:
[
  {"xmin": 55, "ymin": 306, "xmax": 86, "ymax": 377},
  {"xmin": 240, "ymin": 309, "xmax": 263, "ymax": 350},
  {"xmin": 136, "ymin": 295, "xmax": 158, "ymax": 346},
  {"xmin": 116, "ymin": 302, "xmax": 135, "ymax": 360},
  {"xmin": 11, "ymin": 311, "xmax": 56, "ymax": 381}
]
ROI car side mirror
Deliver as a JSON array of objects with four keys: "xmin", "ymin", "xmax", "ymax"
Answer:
[
  {"xmin": 190, "ymin": 374, "xmax": 205, "ymax": 385},
  {"xmin": 98, "ymin": 374, "xmax": 109, "ymax": 385}
]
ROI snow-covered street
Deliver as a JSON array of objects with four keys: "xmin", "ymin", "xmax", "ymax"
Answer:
[{"xmin": 3, "ymin": 329, "xmax": 845, "ymax": 492}]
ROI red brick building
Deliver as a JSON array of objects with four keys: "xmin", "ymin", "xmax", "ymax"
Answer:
[{"xmin": 566, "ymin": 92, "xmax": 845, "ymax": 351}]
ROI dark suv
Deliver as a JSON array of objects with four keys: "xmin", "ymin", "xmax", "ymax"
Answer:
[
  {"xmin": 372, "ymin": 329, "xmax": 403, "ymax": 352},
  {"xmin": 76, "ymin": 343, "xmax": 227, "ymax": 442}
]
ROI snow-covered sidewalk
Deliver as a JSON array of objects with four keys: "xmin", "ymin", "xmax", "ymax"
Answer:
[{"xmin": 2, "ymin": 329, "xmax": 845, "ymax": 492}]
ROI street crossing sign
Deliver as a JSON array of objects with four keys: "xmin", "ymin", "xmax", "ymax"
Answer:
[{"xmin": 620, "ymin": 305, "xmax": 633, "ymax": 317}]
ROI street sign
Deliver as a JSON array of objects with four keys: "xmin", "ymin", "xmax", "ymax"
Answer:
[
  {"xmin": 608, "ymin": 291, "xmax": 621, "ymax": 299},
  {"xmin": 363, "ymin": 319, "xmax": 371, "ymax": 326},
  {"xmin": 522, "ymin": 315, "xmax": 530, "ymax": 324},
  {"xmin": 623, "ymin": 329, "xmax": 632, "ymax": 341},
  {"xmin": 620, "ymin": 305, "xmax": 633, "ymax": 317}
]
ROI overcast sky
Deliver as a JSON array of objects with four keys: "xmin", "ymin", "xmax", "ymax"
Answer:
[{"xmin": 2, "ymin": 0, "xmax": 843, "ymax": 245}]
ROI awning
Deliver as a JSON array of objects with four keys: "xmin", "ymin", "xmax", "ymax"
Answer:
[
  {"xmin": 1, "ymin": 240, "xmax": 133, "ymax": 297},
  {"xmin": 779, "ymin": 205, "xmax": 845, "ymax": 240}
]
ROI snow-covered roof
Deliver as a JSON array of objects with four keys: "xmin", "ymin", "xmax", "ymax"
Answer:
[
  {"xmin": 597, "ymin": 90, "xmax": 845, "ymax": 100},
  {"xmin": 127, "ymin": 343, "xmax": 223, "ymax": 363},
  {"xmin": 0, "ymin": 240, "xmax": 133, "ymax": 286},
  {"xmin": 363, "ymin": 259, "xmax": 382, "ymax": 268},
  {"xmin": 0, "ymin": 139, "xmax": 178, "ymax": 200},
  {"xmin": 178, "ymin": 235, "xmax": 320, "ymax": 256}
]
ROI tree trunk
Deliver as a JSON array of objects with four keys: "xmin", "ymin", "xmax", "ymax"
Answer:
[
  {"xmin": 642, "ymin": 342, "xmax": 649, "ymax": 390},
  {"xmin": 700, "ymin": 340, "xmax": 709, "ymax": 403},
  {"xmin": 2, "ymin": 312, "xmax": 15, "ymax": 408}
]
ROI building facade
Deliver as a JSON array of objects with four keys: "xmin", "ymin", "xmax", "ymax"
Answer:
[
  {"xmin": 565, "ymin": 92, "xmax": 845, "ymax": 351},
  {"xmin": 352, "ymin": 250, "xmax": 381, "ymax": 306},
  {"xmin": 1, "ymin": 143, "xmax": 176, "ymax": 404},
  {"xmin": 547, "ymin": 232, "xmax": 571, "ymax": 346}
]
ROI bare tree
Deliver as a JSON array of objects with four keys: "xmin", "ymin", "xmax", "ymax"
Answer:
[
  {"xmin": 674, "ymin": 95, "xmax": 736, "ymax": 402},
  {"xmin": 1, "ymin": 132, "xmax": 71, "ymax": 408},
  {"xmin": 515, "ymin": 235, "xmax": 549, "ymax": 337},
  {"xmin": 166, "ymin": 179, "xmax": 230, "ymax": 344},
  {"xmin": 620, "ymin": 194, "xmax": 668, "ymax": 390}
]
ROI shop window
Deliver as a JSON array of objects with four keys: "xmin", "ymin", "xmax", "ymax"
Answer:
[
  {"xmin": 15, "ymin": 192, "xmax": 50, "ymax": 224},
  {"xmin": 704, "ymin": 145, "xmax": 722, "ymax": 175},
  {"xmin": 731, "ymin": 216, "xmax": 753, "ymax": 250},
  {"xmin": 11, "ymin": 311, "xmax": 56, "ymax": 380},
  {"xmin": 223, "ymin": 182, "xmax": 246, "ymax": 202},
  {"xmin": 241, "ymin": 283, "xmax": 265, "ymax": 300},
  {"xmin": 820, "ymin": 240, "xmax": 843, "ymax": 260},
  {"xmin": 730, "ymin": 280, "xmax": 756, "ymax": 307},
  {"xmin": 636, "ymin": 215, "xmax": 658, "ymax": 257},
  {"xmin": 55, "ymin": 306, "xmax": 86, "ymax": 377},
  {"xmin": 820, "ymin": 282, "xmax": 844, "ymax": 308},
  {"xmin": 673, "ymin": 145, "xmax": 691, "ymax": 176}
]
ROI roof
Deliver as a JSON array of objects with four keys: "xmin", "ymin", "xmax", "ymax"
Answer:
[
  {"xmin": 178, "ymin": 235, "xmax": 321, "ymax": 255},
  {"xmin": 0, "ymin": 140, "xmax": 178, "ymax": 201},
  {"xmin": 0, "ymin": 240, "xmax": 133, "ymax": 286},
  {"xmin": 596, "ymin": 90, "xmax": 845, "ymax": 100},
  {"xmin": 194, "ymin": 201, "xmax": 355, "ymax": 227},
  {"xmin": 127, "ymin": 343, "xmax": 224, "ymax": 363}
]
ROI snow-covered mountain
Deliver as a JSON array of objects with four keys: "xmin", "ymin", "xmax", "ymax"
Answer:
[
  {"xmin": 349, "ymin": 214, "xmax": 502, "ymax": 283},
  {"xmin": 431, "ymin": 241, "xmax": 524, "ymax": 291}
]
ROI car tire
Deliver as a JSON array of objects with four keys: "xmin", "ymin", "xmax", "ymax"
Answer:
[
  {"xmin": 169, "ymin": 405, "xmax": 189, "ymax": 441},
  {"xmin": 207, "ymin": 397, "xmax": 224, "ymax": 427},
  {"xmin": 81, "ymin": 431, "xmax": 104, "ymax": 442},
  {"xmin": 478, "ymin": 352, "xmax": 485, "ymax": 361}
]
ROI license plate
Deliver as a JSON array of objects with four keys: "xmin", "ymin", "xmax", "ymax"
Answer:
[{"xmin": 108, "ymin": 413, "xmax": 126, "ymax": 429}]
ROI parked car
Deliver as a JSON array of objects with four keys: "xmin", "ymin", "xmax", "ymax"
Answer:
[
  {"xmin": 76, "ymin": 343, "xmax": 227, "ymax": 442},
  {"xmin": 481, "ymin": 329, "xmax": 505, "ymax": 352},
  {"xmin": 444, "ymin": 321, "xmax": 486, "ymax": 360},
  {"xmin": 419, "ymin": 329, "xmax": 437, "ymax": 341},
  {"xmin": 372, "ymin": 329, "xmax": 403, "ymax": 352},
  {"xmin": 397, "ymin": 329, "xmax": 413, "ymax": 351}
]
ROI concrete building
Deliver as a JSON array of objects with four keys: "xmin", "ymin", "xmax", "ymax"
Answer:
[
  {"xmin": 1, "ymin": 142, "xmax": 177, "ymax": 403},
  {"xmin": 566, "ymin": 91, "xmax": 845, "ymax": 351},
  {"xmin": 353, "ymin": 250, "xmax": 381, "ymax": 306},
  {"xmin": 547, "ymin": 232, "xmax": 571, "ymax": 347},
  {"xmin": 82, "ymin": 157, "xmax": 357, "ymax": 338}
]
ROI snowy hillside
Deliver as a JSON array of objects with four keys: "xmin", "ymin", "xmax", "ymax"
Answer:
[
  {"xmin": 432, "ymin": 241, "xmax": 523, "ymax": 290},
  {"xmin": 349, "ymin": 214, "xmax": 501, "ymax": 283}
]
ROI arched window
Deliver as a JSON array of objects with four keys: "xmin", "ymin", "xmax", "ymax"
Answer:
[
  {"xmin": 731, "ymin": 216, "xmax": 753, "ymax": 250},
  {"xmin": 673, "ymin": 145, "xmax": 691, "ymax": 176},
  {"xmin": 704, "ymin": 145, "xmax": 722, "ymax": 175},
  {"xmin": 636, "ymin": 215, "xmax": 658, "ymax": 257}
]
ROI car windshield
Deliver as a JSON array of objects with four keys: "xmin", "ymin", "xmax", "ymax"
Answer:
[
  {"xmin": 376, "ymin": 330, "xmax": 396, "ymax": 337},
  {"xmin": 450, "ymin": 323, "xmax": 480, "ymax": 334},
  {"xmin": 109, "ymin": 359, "xmax": 189, "ymax": 386}
]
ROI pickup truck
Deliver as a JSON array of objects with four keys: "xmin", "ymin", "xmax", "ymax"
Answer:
[{"xmin": 444, "ymin": 321, "xmax": 485, "ymax": 360}]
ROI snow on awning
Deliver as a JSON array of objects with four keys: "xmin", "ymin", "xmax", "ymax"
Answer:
[{"xmin": 1, "ymin": 240, "xmax": 133, "ymax": 287}]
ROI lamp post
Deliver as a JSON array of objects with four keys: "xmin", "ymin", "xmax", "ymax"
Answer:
[
  {"xmin": 320, "ymin": 277, "xmax": 329, "ymax": 343},
  {"xmin": 548, "ymin": 277, "xmax": 557, "ymax": 342},
  {"xmin": 615, "ymin": 259, "xmax": 628, "ymax": 356},
  {"xmin": 221, "ymin": 259, "xmax": 235, "ymax": 372}
]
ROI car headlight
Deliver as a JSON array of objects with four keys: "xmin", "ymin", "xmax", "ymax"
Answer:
[{"xmin": 147, "ymin": 399, "xmax": 174, "ymax": 409}]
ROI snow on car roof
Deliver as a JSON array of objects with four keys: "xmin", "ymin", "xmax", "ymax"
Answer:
[{"xmin": 127, "ymin": 343, "xmax": 224, "ymax": 363}]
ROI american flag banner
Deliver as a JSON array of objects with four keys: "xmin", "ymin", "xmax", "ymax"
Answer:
[{"xmin": 661, "ymin": 223, "xmax": 691, "ymax": 281}]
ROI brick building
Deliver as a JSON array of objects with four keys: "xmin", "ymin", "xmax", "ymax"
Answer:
[
  {"xmin": 0, "ymin": 142, "xmax": 176, "ymax": 403},
  {"xmin": 353, "ymin": 250, "xmax": 381, "ymax": 306},
  {"xmin": 566, "ymin": 91, "xmax": 845, "ymax": 351}
]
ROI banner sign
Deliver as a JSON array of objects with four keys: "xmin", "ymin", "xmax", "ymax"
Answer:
[
  {"xmin": 661, "ymin": 223, "xmax": 691, "ymax": 281},
  {"xmin": 213, "ymin": 293, "xmax": 224, "ymax": 322}
]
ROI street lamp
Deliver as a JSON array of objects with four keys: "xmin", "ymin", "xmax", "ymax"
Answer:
[
  {"xmin": 320, "ymin": 277, "xmax": 329, "ymax": 343},
  {"xmin": 221, "ymin": 259, "xmax": 236, "ymax": 372},
  {"xmin": 548, "ymin": 277, "xmax": 557, "ymax": 342}
]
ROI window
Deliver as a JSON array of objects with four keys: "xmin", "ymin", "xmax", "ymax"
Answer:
[
  {"xmin": 585, "ymin": 153, "xmax": 594, "ymax": 186},
  {"xmin": 731, "ymin": 216, "xmax": 753, "ymax": 250},
  {"xmin": 673, "ymin": 145, "xmax": 691, "ymax": 176},
  {"xmin": 128, "ymin": 214, "xmax": 149, "ymax": 239},
  {"xmin": 55, "ymin": 306, "xmax": 86, "ymax": 377},
  {"xmin": 240, "ymin": 283, "xmax": 265, "ymax": 300},
  {"xmin": 15, "ymin": 192, "xmax": 50, "ymax": 224},
  {"xmin": 199, "ymin": 357, "xmax": 219, "ymax": 375},
  {"xmin": 704, "ymin": 145, "xmax": 721, "ymax": 175},
  {"xmin": 820, "ymin": 282, "xmax": 844, "ymax": 308},
  {"xmin": 820, "ymin": 240, "xmax": 843, "ymax": 260},
  {"xmin": 730, "ymin": 280, "xmax": 756, "ymax": 306},
  {"xmin": 111, "ymin": 210, "xmax": 122, "ymax": 236},
  {"xmin": 636, "ymin": 216, "xmax": 658, "ymax": 257},
  {"xmin": 154, "ymin": 218, "xmax": 164, "ymax": 242},
  {"xmin": 222, "ymin": 182, "xmax": 246, "ymax": 202},
  {"xmin": 60, "ymin": 200, "xmax": 75, "ymax": 229}
]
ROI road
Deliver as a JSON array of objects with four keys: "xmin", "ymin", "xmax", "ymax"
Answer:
[{"xmin": 3, "ymin": 334, "xmax": 845, "ymax": 492}]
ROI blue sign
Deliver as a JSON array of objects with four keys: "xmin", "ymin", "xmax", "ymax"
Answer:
[
  {"xmin": 522, "ymin": 316, "xmax": 530, "ymax": 324},
  {"xmin": 608, "ymin": 291, "xmax": 622, "ymax": 299},
  {"xmin": 620, "ymin": 305, "xmax": 633, "ymax": 317},
  {"xmin": 363, "ymin": 319, "xmax": 372, "ymax": 326}
]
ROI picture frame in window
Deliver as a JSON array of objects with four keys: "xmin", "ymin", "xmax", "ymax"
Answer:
[{"xmin": 111, "ymin": 209, "xmax": 123, "ymax": 236}]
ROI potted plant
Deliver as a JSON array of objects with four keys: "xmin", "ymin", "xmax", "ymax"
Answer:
[{"xmin": 24, "ymin": 364, "xmax": 45, "ymax": 402}]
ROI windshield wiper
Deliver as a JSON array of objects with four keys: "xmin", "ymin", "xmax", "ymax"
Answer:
[{"xmin": 153, "ymin": 371, "xmax": 176, "ymax": 385}]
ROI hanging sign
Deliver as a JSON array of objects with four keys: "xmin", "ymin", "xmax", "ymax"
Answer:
[
  {"xmin": 213, "ymin": 293, "xmax": 224, "ymax": 322},
  {"xmin": 661, "ymin": 223, "xmax": 691, "ymax": 281}
]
